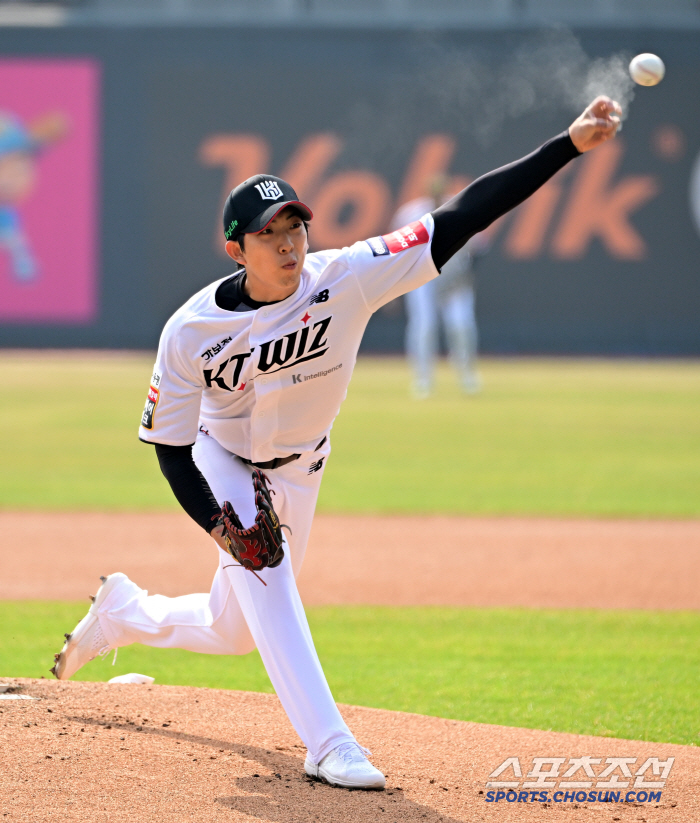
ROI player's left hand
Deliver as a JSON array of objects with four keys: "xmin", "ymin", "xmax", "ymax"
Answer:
[
  {"xmin": 211, "ymin": 469, "xmax": 287, "ymax": 585},
  {"xmin": 568, "ymin": 96, "xmax": 622, "ymax": 153}
]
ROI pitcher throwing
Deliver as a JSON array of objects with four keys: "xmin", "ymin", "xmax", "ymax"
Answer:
[{"xmin": 52, "ymin": 97, "xmax": 621, "ymax": 790}]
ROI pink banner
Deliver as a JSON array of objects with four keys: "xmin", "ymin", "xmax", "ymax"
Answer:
[{"xmin": 0, "ymin": 59, "xmax": 99, "ymax": 323}]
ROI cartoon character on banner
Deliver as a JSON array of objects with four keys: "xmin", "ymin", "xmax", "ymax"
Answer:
[{"xmin": 0, "ymin": 111, "xmax": 68, "ymax": 282}]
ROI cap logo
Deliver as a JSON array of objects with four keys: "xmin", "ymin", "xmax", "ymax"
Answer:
[
  {"xmin": 224, "ymin": 219, "xmax": 239, "ymax": 239},
  {"xmin": 255, "ymin": 180, "xmax": 284, "ymax": 201}
]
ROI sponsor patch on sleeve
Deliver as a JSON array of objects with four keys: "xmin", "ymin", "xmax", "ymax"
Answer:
[
  {"xmin": 382, "ymin": 220, "xmax": 429, "ymax": 253},
  {"xmin": 141, "ymin": 382, "xmax": 160, "ymax": 430},
  {"xmin": 365, "ymin": 236, "xmax": 390, "ymax": 257}
]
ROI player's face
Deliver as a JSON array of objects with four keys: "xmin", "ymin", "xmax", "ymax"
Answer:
[{"xmin": 225, "ymin": 208, "xmax": 308, "ymax": 303}]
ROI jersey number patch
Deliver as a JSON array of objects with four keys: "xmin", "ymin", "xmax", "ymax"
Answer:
[{"xmin": 382, "ymin": 220, "xmax": 429, "ymax": 253}]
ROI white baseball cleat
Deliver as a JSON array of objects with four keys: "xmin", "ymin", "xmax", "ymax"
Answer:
[
  {"xmin": 304, "ymin": 742, "xmax": 386, "ymax": 789},
  {"xmin": 50, "ymin": 573, "xmax": 126, "ymax": 680}
]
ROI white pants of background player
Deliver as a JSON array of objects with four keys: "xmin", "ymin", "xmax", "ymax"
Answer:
[
  {"xmin": 405, "ymin": 279, "xmax": 479, "ymax": 396},
  {"xmin": 95, "ymin": 431, "xmax": 355, "ymax": 765}
]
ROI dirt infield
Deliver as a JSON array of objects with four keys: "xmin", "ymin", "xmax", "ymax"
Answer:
[
  {"xmin": 1, "ymin": 511, "xmax": 699, "ymax": 608},
  {"xmin": 3, "ymin": 518, "xmax": 698, "ymax": 822},
  {"xmin": 0, "ymin": 678, "xmax": 696, "ymax": 823}
]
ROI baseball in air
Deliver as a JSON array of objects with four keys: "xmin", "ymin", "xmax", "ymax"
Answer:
[{"xmin": 629, "ymin": 53, "xmax": 665, "ymax": 86}]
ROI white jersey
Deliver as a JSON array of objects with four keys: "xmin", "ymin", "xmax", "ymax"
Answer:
[
  {"xmin": 392, "ymin": 197, "xmax": 474, "ymax": 293},
  {"xmin": 139, "ymin": 214, "xmax": 438, "ymax": 462}
]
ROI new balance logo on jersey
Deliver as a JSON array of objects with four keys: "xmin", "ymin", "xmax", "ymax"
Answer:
[
  {"xmin": 309, "ymin": 289, "xmax": 329, "ymax": 305},
  {"xmin": 255, "ymin": 180, "xmax": 283, "ymax": 200},
  {"xmin": 308, "ymin": 458, "xmax": 325, "ymax": 474}
]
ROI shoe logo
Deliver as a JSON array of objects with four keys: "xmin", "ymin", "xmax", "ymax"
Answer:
[{"xmin": 255, "ymin": 180, "xmax": 284, "ymax": 201}]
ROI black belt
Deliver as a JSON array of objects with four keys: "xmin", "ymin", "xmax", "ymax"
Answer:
[
  {"xmin": 240, "ymin": 453, "xmax": 300, "ymax": 470},
  {"xmin": 240, "ymin": 436, "xmax": 327, "ymax": 471}
]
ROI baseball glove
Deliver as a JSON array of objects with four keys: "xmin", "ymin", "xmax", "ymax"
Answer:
[{"xmin": 213, "ymin": 470, "xmax": 287, "ymax": 584}]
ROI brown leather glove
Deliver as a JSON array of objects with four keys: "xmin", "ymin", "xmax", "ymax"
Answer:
[{"xmin": 212, "ymin": 470, "xmax": 286, "ymax": 582}]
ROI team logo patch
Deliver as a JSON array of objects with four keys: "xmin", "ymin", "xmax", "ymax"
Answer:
[
  {"xmin": 382, "ymin": 220, "xmax": 429, "ymax": 253},
  {"xmin": 141, "ymin": 383, "xmax": 160, "ymax": 430},
  {"xmin": 255, "ymin": 180, "xmax": 284, "ymax": 201},
  {"xmin": 366, "ymin": 236, "xmax": 390, "ymax": 257}
]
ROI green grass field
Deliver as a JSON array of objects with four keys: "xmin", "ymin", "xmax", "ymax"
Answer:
[
  {"xmin": 2, "ymin": 602, "xmax": 698, "ymax": 746},
  {"xmin": 0, "ymin": 351, "xmax": 698, "ymax": 515},
  {"xmin": 1, "ymin": 352, "xmax": 698, "ymax": 747}
]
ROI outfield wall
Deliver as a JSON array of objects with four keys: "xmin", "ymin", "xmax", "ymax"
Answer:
[{"xmin": 0, "ymin": 26, "xmax": 699, "ymax": 354}]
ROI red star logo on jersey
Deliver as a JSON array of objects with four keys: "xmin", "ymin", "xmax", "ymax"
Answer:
[
  {"xmin": 300, "ymin": 312, "xmax": 311, "ymax": 325},
  {"xmin": 237, "ymin": 382, "xmax": 246, "ymax": 391}
]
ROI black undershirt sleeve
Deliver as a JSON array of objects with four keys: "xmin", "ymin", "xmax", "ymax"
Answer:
[
  {"xmin": 430, "ymin": 131, "xmax": 580, "ymax": 271},
  {"xmin": 152, "ymin": 274, "xmax": 269, "ymax": 534},
  {"xmin": 154, "ymin": 443, "xmax": 221, "ymax": 533}
]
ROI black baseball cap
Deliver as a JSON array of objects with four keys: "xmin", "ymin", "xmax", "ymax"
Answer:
[{"xmin": 222, "ymin": 174, "xmax": 313, "ymax": 241}]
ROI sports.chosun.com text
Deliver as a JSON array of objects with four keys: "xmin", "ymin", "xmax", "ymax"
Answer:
[{"xmin": 485, "ymin": 789, "xmax": 661, "ymax": 804}]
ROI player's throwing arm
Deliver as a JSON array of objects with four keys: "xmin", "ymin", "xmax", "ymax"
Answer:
[{"xmin": 429, "ymin": 96, "xmax": 621, "ymax": 271}]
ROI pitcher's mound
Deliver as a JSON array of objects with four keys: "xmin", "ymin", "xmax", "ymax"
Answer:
[{"xmin": 1, "ymin": 679, "xmax": 697, "ymax": 822}]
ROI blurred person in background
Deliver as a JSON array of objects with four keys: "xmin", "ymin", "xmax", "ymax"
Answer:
[{"xmin": 391, "ymin": 176, "xmax": 490, "ymax": 398}]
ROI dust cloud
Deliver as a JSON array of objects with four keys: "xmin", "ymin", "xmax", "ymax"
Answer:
[{"xmin": 340, "ymin": 28, "xmax": 634, "ymax": 161}]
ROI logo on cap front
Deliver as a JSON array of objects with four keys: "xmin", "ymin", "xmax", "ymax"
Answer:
[{"xmin": 255, "ymin": 180, "xmax": 284, "ymax": 201}]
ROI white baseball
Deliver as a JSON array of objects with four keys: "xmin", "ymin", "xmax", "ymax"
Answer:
[{"xmin": 629, "ymin": 53, "xmax": 665, "ymax": 86}]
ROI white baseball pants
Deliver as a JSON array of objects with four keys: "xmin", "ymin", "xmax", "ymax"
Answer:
[{"xmin": 96, "ymin": 431, "xmax": 355, "ymax": 764}]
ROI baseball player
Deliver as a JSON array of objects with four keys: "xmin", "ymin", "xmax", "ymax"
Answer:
[
  {"xmin": 391, "ymin": 177, "xmax": 489, "ymax": 397},
  {"xmin": 52, "ymin": 96, "xmax": 621, "ymax": 791}
]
